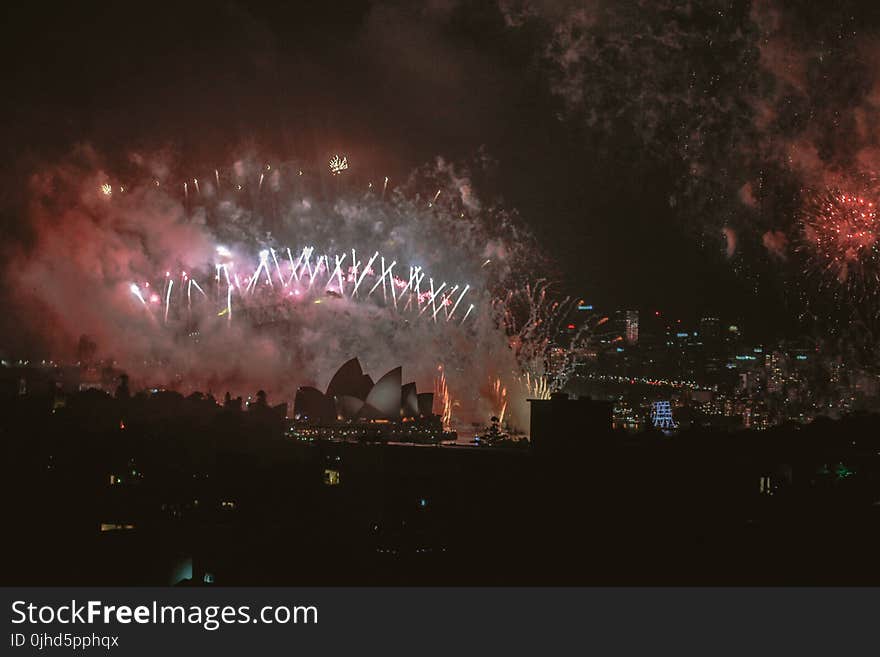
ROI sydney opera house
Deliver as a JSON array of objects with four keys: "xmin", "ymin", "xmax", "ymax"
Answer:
[{"xmin": 291, "ymin": 359, "xmax": 449, "ymax": 443}]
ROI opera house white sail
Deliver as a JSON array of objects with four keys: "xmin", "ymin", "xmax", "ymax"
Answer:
[{"xmin": 294, "ymin": 358, "xmax": 434, "ymax": 425}]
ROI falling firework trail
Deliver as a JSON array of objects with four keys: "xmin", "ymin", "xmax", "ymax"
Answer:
[
  {"xmin": 286, "ymin": 248, "xmax": 298, "ymax": 283},
  {"xmin": 435, "ymin": 366, "xmax": 452, "ymax": 430},
  {"xmin": 438, "ymin": 285, "xmax": 457, "ymax": 320},
  {"xmin": 522, "ymin": 372, "xmax": 550, "ymax": 400},
  {"xmin": 419, "ymin": 280, "xmax": 447, "ymax": 319},
  {"xmin": 135, "ymin": 242, "xmax": 480, "ymax": 338},
  {"xmin": 447, "ymin": 284, "xmax": 470, "ymax": 321},
  {"xmin": 353, "ymin": 252, "xmax": 378, "ymax": 297},
  {"xmin": 433, "ymin": 285, "xmax": 455, "ymax": 320},
  {"xmin": 130, "ymin": 284, "xmax": 146, "ymax": 305},
  {"xmin": 270, "ymin": 249, "xmax": 284, "ymax": 286},
  {"xmin": 368, "ymin": 257, "xmax": 389, "ymax": 300},
  {"xmin": 351, "ymin": 248, "xmax": 359, "ymax": 292},
  {"xmin": 164, "ymin": 279, "xmax": 173, "ymax": 323},
  {"xmin": 416, "ymin": 272, "xmax": 423, "ymax": 306},
  {"xmin": 327, "ymin": 254, "xmax": 345, "ymax": 293},
  {"xmin": 491, "ymin": 376, "xmax": 509, "ymax": 425}
]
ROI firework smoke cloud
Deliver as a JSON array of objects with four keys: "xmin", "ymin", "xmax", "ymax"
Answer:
[
  {"xmin": 7, "ymin": 146, "xmax": 564, "ymax": 431},
  {"xmin": 497, "ymin": 0, "xmax": 880, "ymax": 340}
]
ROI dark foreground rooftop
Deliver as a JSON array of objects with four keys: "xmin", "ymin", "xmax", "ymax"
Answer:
[{"xmin": 4, "ymin": 388, "xmax": 880, "ymax": 585}]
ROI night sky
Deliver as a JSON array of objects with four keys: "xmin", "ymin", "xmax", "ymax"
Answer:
[{"xmin": 4, "ymin": 0, "xmax": 880, "ymax": 343}]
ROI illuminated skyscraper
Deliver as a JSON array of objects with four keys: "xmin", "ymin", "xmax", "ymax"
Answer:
[
  {"xmin": 624, "ymin": 310, "xmax": 639, "ymax": 345},
  {"xmin": 650, "ymin": 401, "xmax": 677, "ymax": 429},
  {"xmin": 699, "ymin": 316, "xmax": 723, "ymax": 379}
]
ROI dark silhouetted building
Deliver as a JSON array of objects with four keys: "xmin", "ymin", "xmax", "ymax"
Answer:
[{"xmin": 528, "ymin": 393, "xmax": 612, "ymax": 452}]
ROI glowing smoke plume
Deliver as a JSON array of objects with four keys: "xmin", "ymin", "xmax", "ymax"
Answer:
[
  {"xmin": 7, "ymin": 149, "xmax": 573, "ymax": 433},
  {"xmin": 434, "ymin": 365, "xmax": 453, "ymax": 430}
]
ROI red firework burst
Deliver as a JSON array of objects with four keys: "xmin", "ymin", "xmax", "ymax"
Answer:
[{"xmin": 800, "ymin": 189, "xmax": 880, "ymax": 298}]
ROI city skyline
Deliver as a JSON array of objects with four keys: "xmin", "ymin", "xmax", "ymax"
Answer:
[
  {"xmin": 5, "ymin": 0, "xmax": 880, "ymax": 594},
  {"xmin": 5, "ymin": 2, "xmax": 880, "ymax": 347}
]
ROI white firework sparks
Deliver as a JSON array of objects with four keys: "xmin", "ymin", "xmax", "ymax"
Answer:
[{"xmin": 329, "ymin": 154, "xmax": 349, "ymax": 175}]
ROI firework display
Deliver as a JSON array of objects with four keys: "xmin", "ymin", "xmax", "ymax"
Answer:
[
  {"xmin": 329, "ymin": 154, "xmax": 349, "ymax": 175},
  {"xmin": 134, "ymin": 245, "xmax": 474, "ymax": 329},
  {"xmin": 496, "ymin": 281, "xmax": 597, "ymax": 401},
  {"xmin": 10, "ymin": 152, "xmax": 584, "ymax": 435},
  {"xmin": 434, "ymin": 365, "xmax": 453, "ymax": 430},
  {"xmin": 489, "ymin": 375, "xmax": 509, "ymax": 425},
  {"xmin": 800, "ymin": 189, "xmax": 880, "ymax": 306}
]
